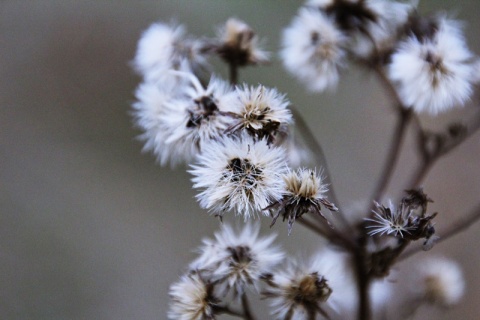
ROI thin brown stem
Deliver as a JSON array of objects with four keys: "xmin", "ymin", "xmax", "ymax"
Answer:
[
  {"xmin": 406, "ymin": 112, "xmax": 480, "ymax": 189},
  {"xmin": 400, "ymin": 202, "xmax": 480, "ymax": 261},
  {"xmin": 229, "ymin": 61, "xmax": 238, "ymax": 85},
  {"xmin": 354, "ymin": 248, "xmax": 372, "ymax": 320},
  {"xmin": 370, "ymin": 108, "xmax": 412, "ymax": 204},
  {"xmin": 241, "ymin": 293, "xmax": 256, "ymax": 320}
]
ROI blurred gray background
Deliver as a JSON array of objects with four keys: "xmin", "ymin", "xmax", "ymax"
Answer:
[{"xmin": 1, "ymin": 1, "xmax": 479, "ymax": 319}]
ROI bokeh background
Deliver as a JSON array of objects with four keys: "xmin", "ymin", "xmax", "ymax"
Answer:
[{"xmin": 1, "ymin": 1, "xmax": 479, "ymax": 319}]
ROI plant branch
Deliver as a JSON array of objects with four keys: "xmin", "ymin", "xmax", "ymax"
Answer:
[
  {"xmin": 229, "ymin": 61, "xmax": 239, "ymax": 85},
  {"xmin": 400, "ymin": 202, "xmax": 480, "ymax": 261},
  {"xmin": 370, "ymin": 107, "xmax": 412, "ymax": 204},
  {"xmin": 241, "ymin": 293, "xmax": 256, "ymax": 320},
  {"xmin": 354, "ymin": 247, "xmax": 372, "ymax": 320},
  {"xmin": 407, "ymin": 112, "xmax": 480, "ymax": 189}
]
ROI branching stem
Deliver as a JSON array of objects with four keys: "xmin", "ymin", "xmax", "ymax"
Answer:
[{"xmin": 400, "ymin": 202, "xmax": 480, "ymax": 261}]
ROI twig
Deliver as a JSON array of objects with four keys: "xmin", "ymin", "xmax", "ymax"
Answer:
[
  {"xmin": 407, "ymin": 112, "xmax": 480, "ymax": 189},
  {"xmin": 400, "ymin": 202, "xmax": 480, "ymax": 261},
  {"xmin": 354, "ymin": 247, "xmax": 372, "ymax": 320},
  {"xmin": 370, "ymin": 107, "xmax": 412, "ymax": 203},
  {"xmin": 229, "ymin": 61, "xmax": 238, "ymax": 85},
  {"xmin": 241, "ymin": 293, "xmax": 256, "ymax": 320}
]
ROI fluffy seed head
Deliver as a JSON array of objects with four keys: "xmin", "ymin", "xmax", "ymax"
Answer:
[
  {"xmin": 168, "ymin": 272, "xmax": 218, "ymax": 320},
  {"xmin": 190, "ymin": 135, "xmax": 287, "ymax": 218},
  {"xmin": 190, "ymin": 223, "xmax": 284, "ymax": 296}
]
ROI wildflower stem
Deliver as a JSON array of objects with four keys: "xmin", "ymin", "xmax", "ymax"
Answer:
[
  {"xmin": 370, "ymin": 107, "xmax": 411, "ymax": 203},
  {"xmin": 400, "ymin": 202, "xmax": 480, "ymax": 261},
  {"xmin": 229, "ymin": 61, "xmax": 239, "ymax": 85},
  {"xmin": 408, "ymin": 111, "xmax": 480, "ymax": 188},
  {"xmin": 241, "ymin": 293, "xmax": 256, "ymax": 320},
  {"xmin": 290, "ymin": 106, "xmax": 351, "ymax": 230},
  {"xmin": 354, "ymin": 248, "xmax": 372, "ymax": 320}
]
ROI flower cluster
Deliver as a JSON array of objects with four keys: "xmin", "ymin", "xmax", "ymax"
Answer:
[
  {"xmin": 281, "ymin": 0, "xmax": 415, "ymax": 92},
  {"xmin": 169, "ymin": 224, "xmax": 357, "ymax": 320},
  {"xmin": 131, "ymin": 1, "xmax": 477, "ymax": 319}
]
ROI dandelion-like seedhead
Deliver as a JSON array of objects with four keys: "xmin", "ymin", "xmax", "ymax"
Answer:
[
  {"xmin": 388, "ymin": 15, "xmax": 475, "ymax": 114},
  {"xmin": 133, "ymin": 22, "xmax": 208, "ymax": 82},
  {"xmin": 417, "ymin": 257, "xmax": 465, "ymax": 307},
  {"xmin": 158, "ymin": 73, "xmax": 234, "ymax": 165},
  {"xmin": 168, "ymin": 272, "xmax": 218, "ymax": 320},
  {"xmin": 263, "ymin": 250, "xmax": 357, "ymax": 320},
  {"xmin": 190, "ymin": 223, "xmax": 284, "ymax": 297},
  {"xmin": 213, "ymin": 18, "xmax": 269, "ymax": 67},
  {"xmin": 366, "ymin": 189, "xmax": 437, "ymax": 249},
  {"xmin": 281, "ymin": 7, "xmax": 347, "ymax": 92},
  {"xmin": 267, "ymin": 168, "xmax": 337, "ymax": 234},
  {"xmin": 133, "ymin": 72, "xmax": 235, "ymax": 167},
  {"xmin": 367, "ymin": 201, "xmax": 413, "ymax": 238},
  {"xmin": 225, "ymin": 84, "xmax": 293, "ymax": 143},
  {"xmin": 190, "ymin": 135, "xmax": 287, "ymax": 218}
]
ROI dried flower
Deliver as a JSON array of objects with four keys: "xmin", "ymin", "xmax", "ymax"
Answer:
[
  {"xmin": 267, "ymin": 168, "xmax": 337, "ymax": 234},
  {"xmin": 281, "ymin": 7, "xmax": 347, "ymax": 92},
  {"xmin": 366, "ymin": 189, "xmax": 437, "ymax": 249},
  {"xmin": 190, "ymin": 135, "xmax": 287, "ymax": 218},
  {"xmin": 190, "ymin": 223, "xmax": 284, "ymax": 296},
  {"xmin": 388, "ymin": 16, "xmax": 475, "ymax": 114},
  {"xmin": 263, "ymin": 250, "xmax": 356, "ymax": 319},
  {"xmin": 168, "ymin": 272, "xmax": 219, "ymax": 320},
  {"xmin": 366, "ymin": 200, "xmax": 413, "ymax": 238},
  {"xmin": 307, "ymin": 0, "xmax": 413, "ymax": 55},
  {"xmin": 225, "ymin": 84, "xmax": 293, "ymax": 143},
  {"xmin": 417, "ymin": 257, "xmax": 465, "ymax": 307},
  {"xmin": 133, "ymin": 22, "xmax": 208, "ymax": 82},
  {"xmin": 214, "ymin": 18, "xmax": 269, "ymax": 66},
  {"xmin": 132, "ymin": 72, "xmax": 235, "ymax": 167},
  {"xmin": 159, "ymin": 73, "xmax": 234, "ymax": 166}
]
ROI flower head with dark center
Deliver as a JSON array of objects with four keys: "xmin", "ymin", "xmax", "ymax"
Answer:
[
  {"xmin": 225, "ymin": 85, "xmax": 292, "ymax": 144},
  {"xmin": 168, "ymin": 272, "xmax": 219, "ymax": 320},
  {"xmin": 190, "ymin": 223, "xmax": 284, "ymax": 297},
  {"xmin": 267, "ymin": 168, "xmax": 338, "ymax": 234},
  {"xmin": 190, "ymin": 134, "xmax": 287, "ymax": 218}
]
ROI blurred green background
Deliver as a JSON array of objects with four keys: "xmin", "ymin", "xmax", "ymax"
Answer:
[{"xmin": 1, "ymin": 1, "xmax": 479, "ymax": 319}]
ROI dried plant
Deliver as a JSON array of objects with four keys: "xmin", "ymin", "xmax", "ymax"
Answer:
[{"xmin": 131, "ymin": 2, "xmax": 480, "ymax": 319}]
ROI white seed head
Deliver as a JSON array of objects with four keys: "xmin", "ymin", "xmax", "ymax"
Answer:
[
  {"xmin": 216, "ymin": 18, "xmax": 270, "ymax": 65},
  {"xmin": 225, "ymin": 84, "xmax": 292, "ymax": 142},
  {"xmin": 191, "ymin": 223, "xmax": 284, "ymax": 296},
  {"xmin": 281, "ymin": 8, "xmax": 346, "ymax": 92},
  {"xmin": 418, "ymin": 257, "xmax": 465, "ymax": 307},
  {"xmin": 388, "ymin": 17, "xmax": 475, "ymax": 115},
  {"xmin": 264, "ymin": 249, "xmax": 356, "ymax": 319},
  {"xmin": 168, "ymin": 272, "xmax": 217, "ymax": 320},
  {"xmin": 133, "ymin": 22, "xmax": 208, "ymax": 82},
  {"xmin": 190, "ymin": 134, "xmax": 287, "ymax": 218}
]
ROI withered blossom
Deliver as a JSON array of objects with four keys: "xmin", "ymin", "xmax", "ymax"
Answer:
[
  {"xmin": 224, "ymin": 84, "xmax": 293, "ymax": 144},
  {"xmin": 168, "ymin": 272, "xmax": 219, "ymax": 320},
  {"xmin": 366, "ymin": 189, "xmax": 438, "ymax": 250},
  {"xmin": 214, "ymin": 18, "xmax": 269, "ymax": 67},
  {"xmin": 266, "ymin": 168, "xmax": 338, "ymax": 235}
]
